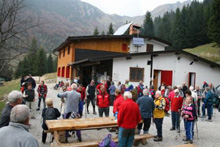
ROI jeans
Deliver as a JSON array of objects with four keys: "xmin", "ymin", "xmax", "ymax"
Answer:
[
  {"xmin": 38, "ymin": 97, "xmax": 45, "ymax": 108},
  {"xmin": 110, "ymin": 95, "xmax": 115, "ymax": 106},
  {"xmin": 87, "ymin": 98, "xmax": 96, "ymax": 112},
  {"xmin": 202, "ymin": 104, "xmax": 206, "ymax": 116},
  {"xmin": 184, "ymin": 120, "xmax": 194, "ymax": 140},
  {"xmin": 171, "ymin": 111, "xmax": 180, "ymax": 130},
  {"xmin": 98, "ymin": 107, "xmax": 109, "ymax": 117},
  {"xmin": 207, "ymin": 103, "xmax": 213, "ymax": 120},
  {"xmin": 78, "ymin": 100, "xmax": 84, "ymax": 116},
  {"xmin": 137, "ymin": 118, "xmax": 151, "ymax": 132},
  {"xmin": 154, "ymin": 118, "xmax": 163, "ymax": 137},
  {"xmin": 118, "ymin": 127, "xmax": 135, "ymax": 147}
]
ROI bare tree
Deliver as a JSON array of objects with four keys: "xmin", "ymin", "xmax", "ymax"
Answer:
[{"xmin": 0, "ymin": 0, "xmax": 42, "ymax": 74}]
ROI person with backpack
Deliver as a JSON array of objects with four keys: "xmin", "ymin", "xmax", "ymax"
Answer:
[
  {"xmin": 181, "ymin": 96, "xmax": 197, "ymax": 144},
  {"xmin": 150, "ymin": 85, "xmax": 155, "ymax": 99},
  {"xmin": 204, "ymin": 87, "xmax": 213, "ymax": 122},
  {"xmin": 137, "ymin": 80, "xmax": 144, "ymax": 97},
  {"xmin": 153, "ymin": 91, "xmax": 166, "ymax": 142},
  {"xmin": 23, "ymin": 83, "xmax": 36, "ymax": 119},
  {"xmin": 117, "ymin": 91, "xmax": 141, "ymax": 147},
  {"xmin": 42, "ymin": 98, "xmax": 60, "ymax": 144},
  {"xmin": 170, "ymin": 89, "xmax": 183, "ymax": 132},
  {"xmin": 97, "ymin": 85, "xmax": 110, "ymax": 117},
  {"xmin": 86, "ymin": 80, "xmax": 97, "ymax": 114},
  {"xmin": 26, "ymin": 74, "xmax": 36, "ymax": 89},
  {"xmin": 77, "ymin": 84, "xmax": 86, "ymax": 117},
  {"xmin": 37, "ymin": 81, "xmax": 48, "ymax": 111},
  {"xmin": 136, "ymin": 89, "xmax": 155, "ymax": 145}
]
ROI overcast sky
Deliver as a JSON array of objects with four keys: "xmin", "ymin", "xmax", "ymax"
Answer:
[{"xmin": 81, "ymin": 0, "xmax": 189, "ymax": 16}]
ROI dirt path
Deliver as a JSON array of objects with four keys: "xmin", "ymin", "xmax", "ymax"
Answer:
[{"xmin": 29, "ymin": 83, "xmax": 220, "ymax": 147}]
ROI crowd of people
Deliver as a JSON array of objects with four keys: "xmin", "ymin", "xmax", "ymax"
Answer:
[{"xmin": 0, "ymin": 75, "xmax": 219, "ymax": 147}]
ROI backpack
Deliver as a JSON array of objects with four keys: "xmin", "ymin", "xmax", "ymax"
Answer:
[
  {"xmin": 44, "ymin": 108, "xmax": 56, "ymax": 121},
  {"xmin": 212, "ymin": 92, "xmax": 219, "ymax": 105},
  {"xmin": 99, "ymin": 134, "xmax": 117, "ymax": 147},
  {"xmin": 164, "ymin": 97, "xmax": 170, "ymax": 112}
]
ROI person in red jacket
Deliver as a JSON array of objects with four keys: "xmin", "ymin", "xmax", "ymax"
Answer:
[
  {"xmin": 77, "ymin": 84, "xmax": 86, "ymax": 117},
  {"xmin": 117, "ymin": 91, "xmax": 141, "ymax": 147},
  {"xmin": 37, "ymin": 81, "xmax": 47, "ymax": 111},
  {"xmin": 170, "ymin": 89, "xmax": 183, "ymax": 132},
  {"xmin": 96, "ymin": 85, "xmax": 110, "ymax": 117},
  {"xmin": 96, "ymin": 80, "xmax": 108, "ymax": 94},
  {"xmin": 113, "ymin": 89, "xmax": 124, "ymax": 116}
]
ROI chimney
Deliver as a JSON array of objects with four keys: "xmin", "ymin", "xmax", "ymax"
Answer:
[{"xmin": 129, "ymin": 24, "xmax": 141, "ymax": 35}]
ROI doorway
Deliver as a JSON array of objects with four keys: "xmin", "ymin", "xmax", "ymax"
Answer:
[{"xmin": 188, "ymin": 72, "xmax": 196, "ymax": 87}]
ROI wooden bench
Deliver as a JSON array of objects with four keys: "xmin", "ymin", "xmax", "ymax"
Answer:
[{"xmin": 51, "ymin": 133, "xmax": 154, "ymax": 147}]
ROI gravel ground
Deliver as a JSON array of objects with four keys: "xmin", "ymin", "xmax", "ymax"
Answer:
[{"xmin": 29, "ymin": 83, "xmax": 220, "ymax": 147}]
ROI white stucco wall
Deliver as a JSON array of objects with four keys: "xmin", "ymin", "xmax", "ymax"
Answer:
[
  {"xmin": 129, "ymin": 39, "xmax": 168, "ymax": 53},
  {"xmin": 112, "ymin": 55, "xmax": 151, "ymax": 87},
  {"xmin": 112, "ymin": 52, "xmax": 220, "ymax": 89}
]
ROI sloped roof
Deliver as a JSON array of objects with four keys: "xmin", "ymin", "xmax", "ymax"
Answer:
[
  {"xmin": 53, "ymin": 35, "xmax": 171, "ymax": 52},
  {"xmin": 69, "ymin": 50, "xmax": 220, "ymax": 69}
]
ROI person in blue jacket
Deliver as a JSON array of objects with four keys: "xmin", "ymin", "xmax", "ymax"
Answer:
[{"xmin": 204, "ymin": 87, "xmax": 213, "ymax": 122}]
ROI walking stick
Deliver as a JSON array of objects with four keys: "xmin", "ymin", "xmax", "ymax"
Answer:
[
  {"xmin": 85, "ymin": 99, "xmax": 87, "ymax": 118},
  {"xmin": 195, "ymin": 121, "xmax": 199, "ymax": 140}
]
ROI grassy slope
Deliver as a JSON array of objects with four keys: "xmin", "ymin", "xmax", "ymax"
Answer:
[
  {"xmin": 184, "ymin": 43, "xmax": 220, "ymax": 64},
  {"xmin": 0, "ymin": 79, "xmax": 20, "ymax": 112}
]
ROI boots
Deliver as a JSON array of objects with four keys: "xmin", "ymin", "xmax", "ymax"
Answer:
[
  {"xmin": 154, "ymin": 136, "xmax": 163, "ymax": 142},
  {"xmin": 184, "ymin": 140, "xmax": 193, "ymax": 144}
]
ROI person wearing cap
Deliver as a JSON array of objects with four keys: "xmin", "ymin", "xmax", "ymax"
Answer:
[
  {"xmin": 41, "ymin": 98, "xmax": 60, "ymax": 143},
  {"xmin": 0, "ymin": 91, "xmax": 23, "ymax": 128},
  {"xmin": 170, "ymin": 89, "xmax": 183, "ymax": 132}
]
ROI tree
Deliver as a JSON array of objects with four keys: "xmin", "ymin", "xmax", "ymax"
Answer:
[
  {"xmin": 101, "ymin": 31, "xmax": 105, "ymax": 35},
  {"xmin": 34, "ymin": 47, "xmax": 47, "ymax": 76},
  {"xmin": 107, "ymin": 23, "xmax": 114, "ymax": 35},
  {"xmin": 93, "ymin": 27, "xmax": 99, "ymax": 36},
  {"xmin": 208, "ymin": 0, "xmax": 220, "ymax": 45},
  {"xmin": 141, "ymin": 11, "xmax": 155, "ymax": 36},
  {"xmin": 0, "ymin": 0, "xmax": 41, "ymax": 74},
  {"xmin": 47, "ymin": 53, "xmax": 54, "ymax": 73},
  {"xmin": 53, "ymin": 57, "xmax": 57, "ymax": 72},
  {"xmin": 27, "ymin": 38, "xmax": 38, "ymax": 74}
]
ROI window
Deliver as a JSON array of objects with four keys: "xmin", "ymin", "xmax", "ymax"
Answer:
[
  {"xmin": 122, "ymin": 44, "xmax": 127, "ymax": 51},
  {"xmin": 146, "ymin": 44, "xmax": 153, "ymax": 52},
  {"xmin": 63, "ymin": 48, "xmax": 65, "ymax": 57},
  {"xmin": 62, "ymin": 67, "xmax": 65, "ymax": 77},
  {"xmin": 58, "ymin": 67, "xmax": 61, "ymax": 77},
  {"xmin": 68, "ymin": 45, "xmax": 70, "ymax": 54},
  {"xmin": 129, "ymin": 67, "xmax": 144, "ymax": 82},
  {"xmin": 59, "ymin": 51, "xmax": 61, "ymax": 58},
  {"xmin": 66, "ymin": 66, "xmax": 70, "ymax": 78}
]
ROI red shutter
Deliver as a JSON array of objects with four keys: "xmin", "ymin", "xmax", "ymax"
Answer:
[
  {"xmin": 66, "ymin": 66, "xmax": 70, "ymax": 78},
  {"xmin": 161, "ymin": 70, "xmax": 173, "ymax": 86},
  {"xmin": 62, "ymin": 67, "xmax": 65, "ymax": 77},
  {"xmin": 122, "ymin": 44, "xmax": 127, "ymax": 51},
  {"xmin": 58, "ymin": 67, "xmax": 60, "ymax": 77}
]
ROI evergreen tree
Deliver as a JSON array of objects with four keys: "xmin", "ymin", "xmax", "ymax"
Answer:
[
  {"xmin": 101, "ymin": 31, "xmax": 105, "ymax": 35},
  {"xmin": 141, "ymin": 11, "xmax": 155, "ymax": 36},
  {"xmin": 208, "ymin": 0, "xmax": 220, "ymax": 45},
  {"xmin": 93, "ymin": 27, "xmax": 99, "ymax": 36},
  {"xmin": 34, "ymin": 47, "xmax": 47, "ymax": 76},
  {"xmin": 107, "ymin": 23, "xmax": 114, "ymax": 35},
  {"xmin": 47, "ymin": 53, "xmax": 54, "ymax": 73},
  {"xmin": 27, "ymin": 38, "xmax": 38, "ymax": 75},
  {"xmin": 53, "ymin": 57, "xmax": 57, "ymax": 72},
  {"xmin": 15, "ymin": 61, "xmax": 22, "ymax": 78}
]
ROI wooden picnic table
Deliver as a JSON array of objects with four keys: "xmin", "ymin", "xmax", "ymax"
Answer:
[
  {"xmin": 46, "ymin": 117, "xmax": 154, "ymax": 147},
  {"xmin": 46, "ymin": 117, "xmax": 117, "ymax": 131}
]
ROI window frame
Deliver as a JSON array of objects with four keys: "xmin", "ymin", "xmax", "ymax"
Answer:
[
  {"xmin": 146, "ymin": 44, "xmax": 154, "ymax": 52},
  {"xmin": 129, "ymin": 67, "xmax": 144, "ymax": 82}
]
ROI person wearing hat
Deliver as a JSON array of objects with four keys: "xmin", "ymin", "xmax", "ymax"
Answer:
[{"xmin": 170, "ymin": 89, "xmax": 183, "ymax": 132}]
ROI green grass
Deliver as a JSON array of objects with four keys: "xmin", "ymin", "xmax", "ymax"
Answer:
[
  {"xmin": 42, "ymin": 72, "xmax": 57, "ymax": 80},
  {"xmin": 184, "ymin": 43, "xmax": 220, "ymax": 64},
  {"xmin": 0, "ymin": 79, "xmax": 20, "ymax": 112}
]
